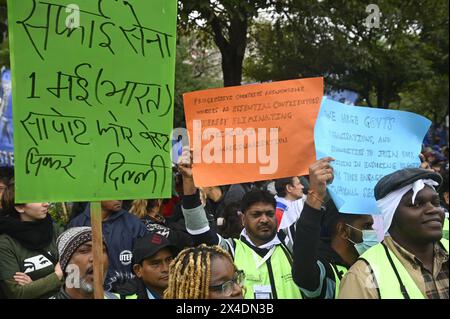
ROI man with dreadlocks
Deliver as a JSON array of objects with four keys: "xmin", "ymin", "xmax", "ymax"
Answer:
[
  {"xmin": 177, "ymin": 149, "xmax": 334, "ymax": 299},
  {"xmin": 164, "ymin": 244, "xmax": 244, "ymax": 299}
]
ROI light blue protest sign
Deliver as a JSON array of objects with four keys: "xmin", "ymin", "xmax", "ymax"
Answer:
[{"xmin": 315, "ymin": 98, "xmax": 431, "ymax": 215}]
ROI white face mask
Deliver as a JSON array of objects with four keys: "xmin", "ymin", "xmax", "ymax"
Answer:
[{"xmin": 346, "ymin": 224, "xmax": 379, "ymax": 255}]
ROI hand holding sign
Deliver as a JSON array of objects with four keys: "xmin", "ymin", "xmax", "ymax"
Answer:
[
  {"xmin": 307, "ymin": 157, "xmax": 335, "ymax": 210},
  {"xmin": 177, "ymin": 147, "xmax": 196, "ymax": 196},
  {"xmin": 177, "ymin": 147, "xmax": 193, "ymax": 179}
]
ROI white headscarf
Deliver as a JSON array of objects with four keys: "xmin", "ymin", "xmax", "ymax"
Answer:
[{"xmin": 376, "ymin": 179, "xmax": 439, "ymax": 235}]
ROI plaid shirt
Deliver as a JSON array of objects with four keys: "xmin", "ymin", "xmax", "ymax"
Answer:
[{"xmin": 389, "ymin": 237, "xmax": 449, "ymax": 299}]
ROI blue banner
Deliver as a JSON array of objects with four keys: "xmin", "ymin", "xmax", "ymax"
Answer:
[{"xmin": 315, "ymin": 98, "xmax": 431, "ymax": 214}]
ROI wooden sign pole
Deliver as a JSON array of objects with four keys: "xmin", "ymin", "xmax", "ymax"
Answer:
[{"xmin": 90, "ymin": 202, "xmax": 104, "ymax": 299}]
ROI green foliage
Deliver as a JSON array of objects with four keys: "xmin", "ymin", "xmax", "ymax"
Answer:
[
  {"xmin": 178, "ymin": 0, "xmax": 276, "ymax": 86},
  {"xmin": 174, "ymin": 34, "xmax": 222, "ymax": 128},
  {"xmin": 48, "ymin": 202, "xmax": 70, "ymax": 227},
  {"xmin": 399, "ymin": 75, "xmax": 449, "ymax": 125},
  {"xmin": 244, "ymin": 0, "xmax": 448, "ymax": 121}
]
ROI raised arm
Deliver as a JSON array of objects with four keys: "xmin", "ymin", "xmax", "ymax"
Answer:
[
  {"xmin": 177, "ymin": 148, "xmax": 220, "ymax": 246},
  {"xmin": 292, "ymin": 157, "xmax": 335, "ymax": 298}
]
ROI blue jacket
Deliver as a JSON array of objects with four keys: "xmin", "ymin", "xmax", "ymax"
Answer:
[{"xmin": 68, "ymin": 205, "xmax": 148, "ymax": 291}]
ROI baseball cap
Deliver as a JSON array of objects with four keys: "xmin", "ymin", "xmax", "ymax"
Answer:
[{"xmin": 132, "ymin": 233, "xmax": 177, "ymax": 265}]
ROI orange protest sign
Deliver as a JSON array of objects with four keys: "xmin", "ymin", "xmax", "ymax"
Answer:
[{"xmin": 183, "ymin": 77, "xmax": 324, "ymax": 187}]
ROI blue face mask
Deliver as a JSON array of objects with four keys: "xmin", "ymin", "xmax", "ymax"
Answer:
[{"xmin": 346, "ymin": 224, "xmax": 379, "ymax": 255}]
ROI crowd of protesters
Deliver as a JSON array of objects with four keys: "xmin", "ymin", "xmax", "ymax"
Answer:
[{"xmin": 0, "ymin": 130, "xmax": 448, "ymax": 299}]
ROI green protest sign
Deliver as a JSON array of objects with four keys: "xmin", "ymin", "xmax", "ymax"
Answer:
[{"xmin": 8, "ymin": 0, "xmax": 177, "ymax": 202}]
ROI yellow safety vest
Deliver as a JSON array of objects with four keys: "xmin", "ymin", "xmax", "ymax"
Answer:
[
  {"xmin": 443, "ymin": 218, "xmax": 449, "ymax": 240},
  {"xmin": 329, "ymin": 263, "xmax": 348, "ymax": 298},
  {"xmin": 359, "ymin": 239, "xmax": 449, "ymax": 299},
  {"xmin": 114, "ymin": 293, "xmax": 138, "ymax": 299},
  {"xmin": 233, "ymin": 240, "xmax": 302, "ymax": 299}
]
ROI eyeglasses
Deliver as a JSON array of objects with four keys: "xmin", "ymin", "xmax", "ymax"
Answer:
[{"xmin": 209, "ymin": 270, "xmax": 245, "ymax": 296}]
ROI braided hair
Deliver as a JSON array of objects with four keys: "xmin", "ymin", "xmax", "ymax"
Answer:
[{"xmin": 164, "ymin": 244, "xmax": 235, "ymax": 299}]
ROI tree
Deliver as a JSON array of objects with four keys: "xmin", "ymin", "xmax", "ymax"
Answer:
[
  {"xmin": 174, "ymin": 34, "xmax": 222, "ymax": 127},
  {"xmin": 398, "ymin": 75, "xmax": 449, "ymax": 126},
  {"xmin": 179, "ymin": 0, "xmax": 274, "ymax": 87},
  {"xmin": 245, "ymin": 0, "xmax": 448, "ymax": 112}
]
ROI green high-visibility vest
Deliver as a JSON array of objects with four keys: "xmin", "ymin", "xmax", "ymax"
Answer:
[
  {"xmin": 329, "ymin": 263, "xmax": 348, "ymax": 298},
  {"xmin": 114, "ymin": 293, "xmax": 138, "ymax": 299},
  {"xmin": 443, "ymin": 218, "xmax": 449, "ymax": 240},
  {"xmin": 233, "ymin": 239, "xmax": 302, "ymax": 299},
  {"xmin": 359, "ymin": 238, "xmax": 449, "ymax": 299}
]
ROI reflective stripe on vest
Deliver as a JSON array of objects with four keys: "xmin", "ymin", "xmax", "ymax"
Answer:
[
  {"xmin": 359, "ymin": 238, "xmax": 449, "ymax": 299},
  {"xmin": 113, "ymin": 293, "xmax": 138, "ymax": 299},
  {"xmin": 233, "ymin": 240, "xmax": 302, "ymax": 299},
  {"xmin": 329, "ymin": 263, "xmax": 348, "ymax": 299},
  {"xmin": 104, "ymin": 292, "xmax": 119, "ymax": 299}
]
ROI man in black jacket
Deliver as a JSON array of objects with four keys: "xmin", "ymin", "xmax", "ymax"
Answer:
[{"xmin": 292, "ymin": 159, "xmax": 375, "ymax": 299}]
